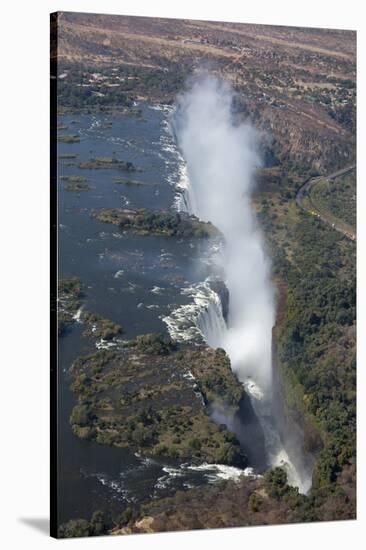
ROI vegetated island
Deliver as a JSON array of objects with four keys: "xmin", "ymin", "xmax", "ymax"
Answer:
[
  {"xmin": 78, "ymin": 156, "xmax": 140, "ymax": 172},
  {"xmin": 58, "ymin": 277, "xmax": 84, "ymax": 335},
  {"xmin": 91, "ymin": 208, "xmax": 220, "ymax": 238},
  {"xmin": 60, "ymin": 175, "xmax": 90, "ymax": 191},
  {"xmin": 57, "ymin": 278, "xmax": 250, "ymax": 481},
  {"xmin": 59, "ymin": 153, "xmax": 78, "ymax": 159},
  {"xmin": 68, "ymin": 333, "xmax": 248, "ymax": 466},
  {"xmin": 58, "ymin": 277, "xmax": 123, "ymax": 339},
  {"xmin": 58, "ymin": 134, "xmax": 80, "ymax": 143}
]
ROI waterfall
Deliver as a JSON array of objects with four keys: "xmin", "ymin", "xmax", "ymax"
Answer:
[
  {"xmin": 165, "ymin": 74, "xmax": 312, "ymax": 494},
  {"xmin": 162, "ymin": 278, "xmax": 227, "ymax": 347},
  {"xmin": 194, "ymin": 283, "xmax": 227, "ymax": 348}
]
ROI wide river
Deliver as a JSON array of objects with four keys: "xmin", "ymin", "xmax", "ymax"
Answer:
[{"xmin": 57, "ymin": 103, "xmax": 253, "ymax": 526}]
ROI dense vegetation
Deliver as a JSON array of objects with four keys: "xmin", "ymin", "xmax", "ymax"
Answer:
[
  {"xmin": 255, "ymin": 167, "xmax": 356, "ymax": 520},
  {"xmin": 277, "ymin": 218, "xmax": 355, "ymax": 488},
  {"xmin": 92, "ymin": 207, "xmax": 219, "ymax": 238},
  {"xmin": 81, "ymin": 311, "xmax": 123, "ymax": 341},
  {"xmin": 57, "ymin": 61, "xmax": 187, "ymax": 113},
  {"xmin": 132, "ymin": 332, "xmax": 177, "ymax": 355},
  {"xmin": 68, "ymin": 340, "xmax": 248, "ymax": 466},
  {"xmin": 57, "ymin": 62, "xmax": 134, "ymax": 112},
  {"xmin": 58, "ymin": 511, "xmax": 106, "ymax": 538}
]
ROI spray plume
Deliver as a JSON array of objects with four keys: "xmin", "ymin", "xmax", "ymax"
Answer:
[
  {"xmin": 170, "ymin": 74, "xmax": 313, "ymax": 493},
  {"xmin": 173, "ymin": 75, "xmax": 275, "ymax": 391}
]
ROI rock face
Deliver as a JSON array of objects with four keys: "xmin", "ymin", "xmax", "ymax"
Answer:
[
  {"xmin": 68, "ymin": 337, "xmax": 248, "ymax": 467},
  {"xmin": 245, "ymin": 96, "xmax": 355, "ymax": 174}
]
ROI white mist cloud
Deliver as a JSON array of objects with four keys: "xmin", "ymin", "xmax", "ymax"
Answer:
[{"xmin": 172, "ymin": 75, "xmax": 275, "ymax": 390}]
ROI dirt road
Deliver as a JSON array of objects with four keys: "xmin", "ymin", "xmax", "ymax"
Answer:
[{"xmin": 295, "ymin": 164, "xmax": 356, "ymax": 241}]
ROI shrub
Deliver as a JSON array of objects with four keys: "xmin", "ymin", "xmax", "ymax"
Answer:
[
  {"xmin": 58, "ymin": 519, "xmax": 91, "ymax": 538},
  {"xmin": 264, "ymin": 467, "xmax": 288, "ymax": 498},
  {"xmin": 134, "ymin": 333, "xmax": 177, "ymax": 355},
  {"xmin": 90, "ymin": 511, "xmax": 105, "ymax": 536},
  {"xmin": 248, "ymin": 493, "xmax": 263, "ymax": 512},
  {"xmin": 70, "ymin": 404, "xmax": 92, "ymax": 426}
]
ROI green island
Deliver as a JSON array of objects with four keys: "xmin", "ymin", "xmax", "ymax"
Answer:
[
  {"xmin": 57, "ymin": 134, "xmax": 80, "ymax": 143},
  {"xmin": 59, "ymin": 153, "xmax": 78, "ymax": 159},
  {"xmin": 78, "ymin": 156, "xmax": 140, "ymax": 172},
  {"xmin": 91, "ymin": 208, "xmax": 219, "ymax": 238},
  {"xmin": 68, "ymin": 334, "xmax": 248, "ymax": 466},
  {"xmin": 57, "ymin": 277, "xmax": 84, "ymax": 336},
  {"xmin": 60, "ymin": 175, "xmax": 87, "ymax": 182},
  {"xmin": 58, "ymin": 277, "xmax": 122, "ymax": 339},
  {"xmin": 60, "ymin": 175, "xmax": 90, "ymax": 191},
  {"xmin": 81, "ymin": 311, "xmax": 123, "ymax": 340}
]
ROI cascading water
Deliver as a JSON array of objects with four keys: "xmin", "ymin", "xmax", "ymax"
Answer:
[
  {"xmin": 165, "ymin": 74, "xmax": 312, "ymax": 493},
  {"xmin": 162, "ymin": 278, "xmax": 227, "ymax": 348}
]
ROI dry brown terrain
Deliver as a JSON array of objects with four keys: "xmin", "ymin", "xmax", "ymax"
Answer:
[{"xmin": 54, "ymin": 12, "xmax": 356, "ymax": 174}]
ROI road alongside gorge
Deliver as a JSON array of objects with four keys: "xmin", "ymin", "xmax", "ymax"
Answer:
[{"xmin": 295, "ymin": 164, "xmax": 356, "ymax": 241}]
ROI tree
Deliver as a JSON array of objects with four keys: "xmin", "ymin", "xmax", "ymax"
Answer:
[
  {"xmin": 58, "ymin": 519, "xmax": 91, "ymax": 538},
  {"xmin": 91, "ymin": 510, "xmax": 105, "ymax": 536},
  {"xmin": 264, "ymin": 467, "xmax": 288, "ymax": 498},
  {"xmin": 70, "ymin": 404, "xmax": 91, "ymax": 426}
]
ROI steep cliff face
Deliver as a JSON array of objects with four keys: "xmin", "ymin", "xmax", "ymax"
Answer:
[
  {"xmin": 253, "ymin": 102, "xmax": 355, "ymax": 174},
  {"xmin": 263, "ymin": 204, "xmax": 356, "ymax": 496},
  {"xmin": 271, "ymin": 280, "xmax": 320, "ymax": 489}
]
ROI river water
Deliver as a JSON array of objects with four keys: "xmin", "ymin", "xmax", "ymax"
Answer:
[
  {"xmin": 57, "ymin": 103, "xmax": 260, "ymax": 526},
  {"xmin": 57, "ymin": 98, "xmax": 315, "ymax": 528}
]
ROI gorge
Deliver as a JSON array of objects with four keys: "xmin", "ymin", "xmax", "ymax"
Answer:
[{"xmin": 169, "ymin": 75, "xmax": 313, "ymax": 493}]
